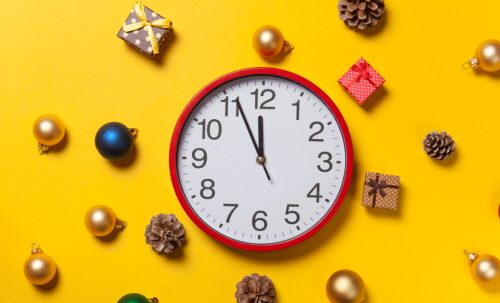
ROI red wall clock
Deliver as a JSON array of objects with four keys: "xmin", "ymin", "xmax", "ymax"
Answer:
[{"xmin": 170, "ymin": 68, "xmax": 353, "ymax": 251}]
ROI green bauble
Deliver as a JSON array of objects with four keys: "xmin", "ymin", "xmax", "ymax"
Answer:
[{"xmin": 118, "ymin": 293, "xmax": 156, "ymax": 303}]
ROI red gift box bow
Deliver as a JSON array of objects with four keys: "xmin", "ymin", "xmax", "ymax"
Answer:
[{"xmin": 347, "ymin": 61, "xmax": 378, "ymax": 88}]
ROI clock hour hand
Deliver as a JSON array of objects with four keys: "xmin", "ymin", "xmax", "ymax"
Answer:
[
  {"xmin": 258, "ymin": 115, "xmax": 264, "ymax": 157},
  {"xmin": 235, "ymin": 99, "xmax": 271, "ymax": 181}
]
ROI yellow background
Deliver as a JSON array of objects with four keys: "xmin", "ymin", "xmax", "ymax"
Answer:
[{"xmin": 1, "ymin": 0, "xmax": 500, "ymax": 302}]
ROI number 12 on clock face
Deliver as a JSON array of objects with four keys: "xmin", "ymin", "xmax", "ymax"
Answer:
[{"xmin": 171, "ymin": 68, "xmax": 353, "ymax": 251}]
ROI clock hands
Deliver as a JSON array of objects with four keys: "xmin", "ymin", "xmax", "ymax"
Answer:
[
  {"xmin": 235, "ymin": 98, "xmax": 271, "ymax": 181},
  {"xmin": 257, "ymin": 116, "xmax": 271, "ymax": 179},
  {"xmin": 258, "ymin": 115, "xmax": 264, "ymax": 158}
]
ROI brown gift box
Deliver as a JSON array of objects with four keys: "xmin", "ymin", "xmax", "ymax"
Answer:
[
  {"xmin": 117, "ymin": 2, "xmax": 172, "ymax": 58},
  {"xmin": 362, "ymin": 172, "xmax": 400, "ymax": 210}
]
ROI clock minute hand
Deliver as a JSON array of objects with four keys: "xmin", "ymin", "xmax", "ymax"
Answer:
[
  {"xmin": 236, "ymin": 98, "xmax": 258, "ymax": 153},
  {"xmin": 235, "ymin": 99, "xmax": 271, "ymax": 181}
]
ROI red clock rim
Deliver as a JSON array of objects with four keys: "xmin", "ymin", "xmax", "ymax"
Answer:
[{"xmin": 169, "ymin": 67, "xmax": 354, "ymax": 251}]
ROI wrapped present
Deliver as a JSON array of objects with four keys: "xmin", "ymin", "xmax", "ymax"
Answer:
[
  {"xmin": 338, "ymin": 57, "xmax": 385, "ymax": 105},
  {"xmin": 362, "ymin": 172, "xmax": 400, "ymax": 210},
  {"xmin": 117, "ymin": 2, "xmax": 172, "ymax": 58}
]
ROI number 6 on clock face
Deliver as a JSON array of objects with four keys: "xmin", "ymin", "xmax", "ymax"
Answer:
[{"xmin": 170, "ymin": 68, "xmax": 353, "ymax": 251}]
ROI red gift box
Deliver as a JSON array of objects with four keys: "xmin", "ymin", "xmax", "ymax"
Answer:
[{"xmin": 338, "ymin": 57, "xmax": 385, "ymax": 105}]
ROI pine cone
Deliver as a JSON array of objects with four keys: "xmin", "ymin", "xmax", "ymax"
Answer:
[
  {"xmin": 145, "ymin": 213, "xmax": 185, "ymax": 253},
  {"xmin": 423, "ymin": 131, "xmax": 456, "ymax": 160},
  {"xmin": 338, "ymin": 0, "xmax": 385, "ymax": 30},
  {"xmin": 235, "ymin": 274, "xmax": 276, "ymax": 303}
]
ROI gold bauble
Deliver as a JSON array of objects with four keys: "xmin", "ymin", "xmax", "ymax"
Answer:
[
  {"xmin": 84, "ymin": 205, "xmax": 126, "ymax": 237},
  {"xmin": 252, "ymin": 25, "xmax": 292, "ymax": 57},
  {"xmin": 326, "ymin": 270, "xmax": 365, "ymax": 303},
  {"xmin": 475, "ymin": 40, "xmax": 500, "ymax": 72},
  {"xmin": 23, "ymin": 244, "xmax": 57, "ymax": 285},
  {"xmin": 33, "ymin": 114, "xmax": 66, "ymax": 147},
  {"xmin": 465, "ymin": 251, "xmax": 500, "ymax": 286}
]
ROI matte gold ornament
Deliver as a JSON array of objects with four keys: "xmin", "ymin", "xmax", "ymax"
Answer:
[
  {"xmin": 84, "ymin": 205, "xmax": 126, "ymax": 237},
  {"xmin": 326, "ymin": 270, "xmax": 365, "ymax": 303},
  {"xmin": 252, "ymin": 25, "xmax": 293, "ymax": 57},
  {"xmin": 23, "ymin": 243, "xmax": 57, "ymax": 285},
  {"xmin": 33, "ymin": 114, "xmax": 66, "ymax": 154},
  {"xmin": 463, "ymin": 39, "xmax": 500, "ymax": 72},
  {"xmin": 464, "ymin": 250, "xmax": 500, "ymax": 286}
]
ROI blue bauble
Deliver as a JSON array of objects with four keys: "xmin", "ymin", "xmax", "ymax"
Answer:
[{"xmin": 95, "ymin": 122, "xmax": 134, "ymax": 161}]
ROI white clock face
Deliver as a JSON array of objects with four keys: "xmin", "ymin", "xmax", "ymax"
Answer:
[{"xmin": 175, "ymin": 73, "xmax": 350, "ymax": 249}]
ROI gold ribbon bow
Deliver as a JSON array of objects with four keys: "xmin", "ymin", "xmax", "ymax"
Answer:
[{"xmin": 122, "ymin": 2, "xmax": 171, "ymax": 55}]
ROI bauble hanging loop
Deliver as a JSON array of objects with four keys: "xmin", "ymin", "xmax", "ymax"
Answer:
[
  {"xmin": 33, "ymin": 114, "xmax": 66, "ymax": 154},
  {"xmin": 252, "ymin": 25, "xmax": 293, "ymax": 57},
  {"xmin": 95, "ymin": 122, "xmax": 137, "ymax": 160},
  {"xmin": 118, "ymin": 293, "xmax": 158, "ymax": 303},
  {"xmin": 464, "ymin": 250, "xmax": 500, "ymax": 286},
  {"xmin": 84, "ymin": 205, "xmax": 126, "ymax": 237},
  {"xmin": 326, "ymin": 270, "xmax": 365, "ymax": 303},
  {"xmin": 463, "ymin": 39, "xmax": 500, "ymax": 72},
  {"xmin": 23, "ymin": 243, "xmax": 57, "ymax": 285}
]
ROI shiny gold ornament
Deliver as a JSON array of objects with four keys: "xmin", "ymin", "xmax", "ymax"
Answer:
[
  {"xmin": 463, "ymin": 39, "xmax": 500, "ymax": 72},
  {"xmin": 84, "ymin": 205, "xmax": 127, "ymax": 237},
  {"xmin": 33, "ymin": 114, "xmax": 66, "ymax": 154},
  {"xmin": 464, "ymin": 250, "xmax": 500, "ymax": 286},
  {"xmin": 326, "ymin": 270, "xmax": 365, "ymax": 303},
  {"xmin": 23, "ymin": 243, "xmax": 57, "ymax": 285},
  {"xmin": 252, "ymin": 25, "xmax": 293, "ymax": 57}
]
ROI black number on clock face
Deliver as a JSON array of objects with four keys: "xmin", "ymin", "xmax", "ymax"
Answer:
[
  {"xmin": 221, "ymin": 97, "xmax": 229, "ymax": 116},
  {"xmin": 198, "ymin": 119, "xmax": 222, "ymax": 140},
  {"xmin": 223, "ymin": 204, "xmax": 239, "ymax": 223},
  {"xmin": 231, "ymin": 97, "xmax": 240, "ymax": 116},
  {"xmin": 284, "ymin": 204, "xmax": 300, "ymax": 224},
  {"xmin": 317, "ymin": 151, "xmax": 333, "ymax": 172},
  {"xmin": 307, "ymin": 183, "xmax": 322, "ymax": 202},
  {"xmin": 251, "ymin": 89, "xmax": 276, "ymax": 109},
  {"xmin": 292, "ymin": 100, "xmax": 300, "ymax": 120},
  {"xmin": 252, "ymin": 211, "xmax": 268, "ymax": 231},
  {"xmin": 309, "ymin": 122, "xmax": 324, "ymax": 142},
  {"xmin": 221, "ymin": 97, "xmax": 240, "ymax": 117},
  {"xmin": 191, "ymin": 148, "xmax": 207, "ymax": 168},
  {"xmin": 200, "ymin": 179, "xmax": 215, "ymax": 199}
]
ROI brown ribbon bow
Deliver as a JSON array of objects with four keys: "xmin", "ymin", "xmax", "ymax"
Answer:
[
  {"xmin": 347, "ymin": 61, "xmax": 377, "ymax": 88},
  {"xmin": 364, "ymin": 173, "xmax": 400, "ymax": 207},
  {"xmin": 367, "ymin": 179, "xmax": 387, "ymax": 197}
]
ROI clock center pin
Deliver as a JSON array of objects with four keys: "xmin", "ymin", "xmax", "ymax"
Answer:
[{"xmin": 256, "ymin": 156, "xmax": 267, "ymax": 165}]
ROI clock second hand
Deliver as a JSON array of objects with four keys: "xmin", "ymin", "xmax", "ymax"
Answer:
[{"xmin": 236, "ymin": 99, "xmax": 271, "ymax": 181}]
